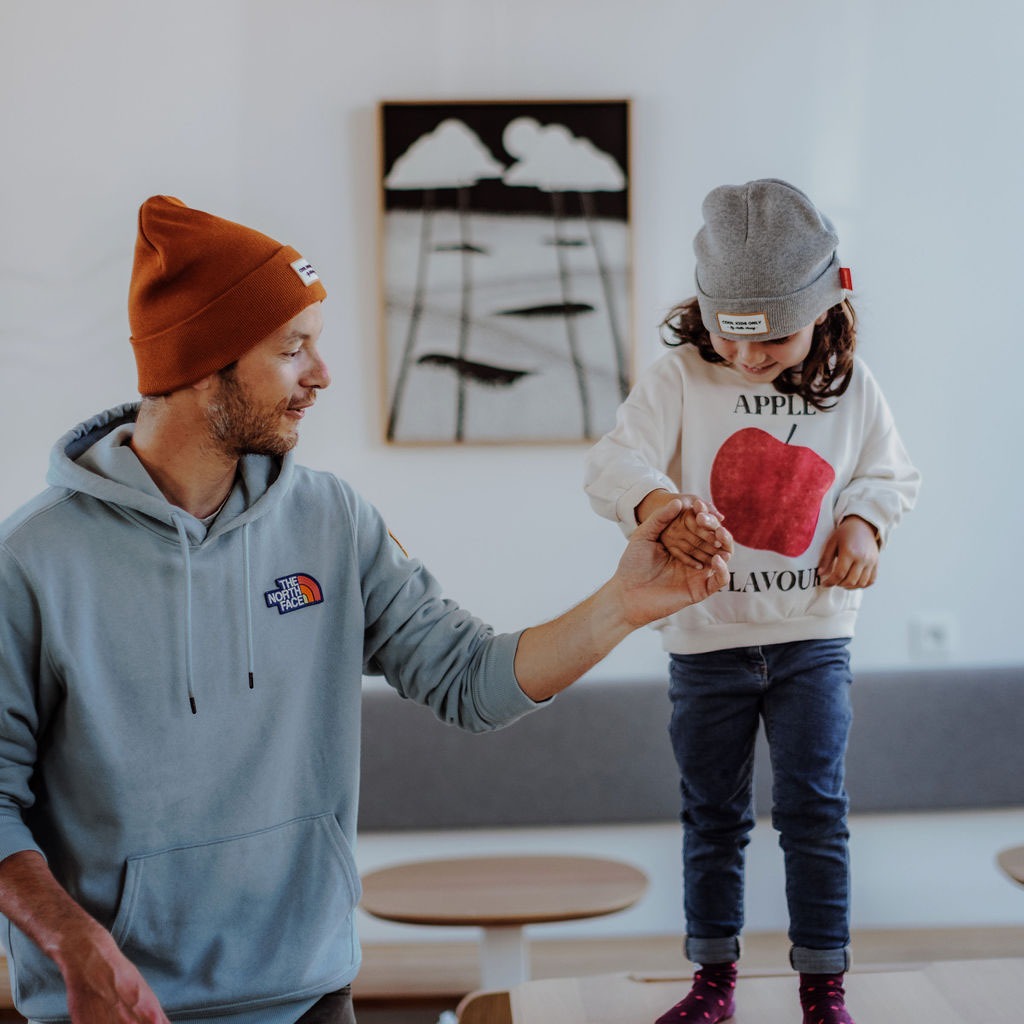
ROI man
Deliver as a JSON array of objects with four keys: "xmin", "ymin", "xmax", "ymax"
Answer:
[{"xmin": 0, "ymin": 196, "xmax": 731, "ymax": 1024}]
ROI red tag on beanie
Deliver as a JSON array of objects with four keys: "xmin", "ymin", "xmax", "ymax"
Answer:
[{"xmin": 839, "ymin": 267, "xmax": 853, "ymax": 291}]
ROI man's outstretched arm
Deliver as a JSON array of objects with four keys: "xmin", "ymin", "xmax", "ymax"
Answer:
[{"xmin": 514, "ymin": 500, "xmax": 730, "ymax": 701}]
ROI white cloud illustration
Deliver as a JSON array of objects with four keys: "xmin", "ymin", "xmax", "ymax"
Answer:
[
  {"xmin": 385, "ymin": 119, "xmax": 505, "ymax": 190},
  {"xmin": 501, "ymin": 117, "xmax": 625, "ymax": 193}
]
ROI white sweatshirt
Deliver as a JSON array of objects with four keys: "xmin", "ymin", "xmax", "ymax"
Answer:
[{"xmin": 584, "ymin": 346, "xmax": 920, "ymax": 654}]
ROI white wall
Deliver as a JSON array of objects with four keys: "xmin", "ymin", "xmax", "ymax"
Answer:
[{"xmin": 2, "ymin": 0, "xmax": 1023, "ymax": 939}]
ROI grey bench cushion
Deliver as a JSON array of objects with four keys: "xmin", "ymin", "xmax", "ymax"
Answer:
[{"xmin": 358, "ymin": 666, "xmax": 1024, "ymax": 831}]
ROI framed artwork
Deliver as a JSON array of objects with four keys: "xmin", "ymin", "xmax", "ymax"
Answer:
[{"xmin": 379, "ymin": 99, "xmax": 632, "ymax": 444}]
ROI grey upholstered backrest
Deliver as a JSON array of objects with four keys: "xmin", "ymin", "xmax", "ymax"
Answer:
[{"xmin": 358, "ymin": 666, "xmax": 1024, "ymax": 832}]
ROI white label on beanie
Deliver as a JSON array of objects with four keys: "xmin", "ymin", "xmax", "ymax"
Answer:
[
  {"xmin": 717, "ymin": 312, "xmax": 769, "ymax": 335},
  {"xmin": 290, "ymin": 257, "xmax": 320, "ymax": 286}
]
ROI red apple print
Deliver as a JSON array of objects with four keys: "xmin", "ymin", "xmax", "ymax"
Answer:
[{"xmin": 710, "ymin": 425, "xmax": 835, "ymax": 557}]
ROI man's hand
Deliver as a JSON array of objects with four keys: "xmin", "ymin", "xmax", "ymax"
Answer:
[
  {"xmin": 0, "ymin": 851, "xmax": 169, "ymax": 1024},
  {"xmin": 513, "ymin": 500, "xmax": 730, "ymax": 702},
  {"xmin": 61, "ymin": 923, "xmax": 170, "ymax": 1024},
  {"xmin": 616, "ymin": 499, "xmax": 731, "ymax": 627},
  {"xmin": 818, "ymin": 515, "xmax": 880, "ymax": 589}
]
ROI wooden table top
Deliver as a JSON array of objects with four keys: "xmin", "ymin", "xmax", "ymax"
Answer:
[
  {"xmin": 509, "ymin": 958, "xmax": 1024, "ymax": 1024},
  {"xmin": 360, "ymin": 854, "xmax": 648, "ymax": 928},
  {"xmin": 997, "ymin": 844, "xmax": 1024, "ymax": 886}
]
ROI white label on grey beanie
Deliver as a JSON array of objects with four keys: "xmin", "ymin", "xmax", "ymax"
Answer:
[
  {"xmin": 290, "ymin": 257, "xmax": 320, "ymax": 286},
  {"xmin": 717, "ymin": 312, "xmax": 769, "ymax": 335}
]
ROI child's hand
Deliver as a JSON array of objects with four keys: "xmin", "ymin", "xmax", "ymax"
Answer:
[
  {"xmin": 818, "ymin": 515, "xmax": 880, "ymax": 589},
  {"xmin": 636, "ymin": 491, "xmax": 731, "ymax": 570}
]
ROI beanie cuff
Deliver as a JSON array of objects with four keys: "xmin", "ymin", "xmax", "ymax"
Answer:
[
  {"xmin": 131, "ymin": 244, "xmax": 327, "ymax": 395},
  {"xmin": 695, "ymin": 253, "xmax": 843, "ymax": 342}
]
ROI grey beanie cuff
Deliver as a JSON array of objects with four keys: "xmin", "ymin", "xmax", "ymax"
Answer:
[
  {"xmin": 693, "ymin": 178, "xmax": 846, "ymax": 342},
  {"xmin": 695, "ymin": 251, "xmax": 843, "ymax": 341}
]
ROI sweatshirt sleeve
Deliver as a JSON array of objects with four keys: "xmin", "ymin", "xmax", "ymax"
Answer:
[
  {"xmin": 583, "ymin": 353, "xmax": 686, "ymax": 535},
  {"xmin": 351, "ymin": 492, "xmax": 541, "ymax": 733},
  {"xmin": 0, "ymin": 544, "xmax": 49, "ymax": 865},
  {"xmin": 833, "ymin": 363, "xmax": 921, "ymax": 546}
]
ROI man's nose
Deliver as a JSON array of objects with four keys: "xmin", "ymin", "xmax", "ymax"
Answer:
[{"xmin": 305, "ymin": 352, "xmax": 331, "ymax": 390}]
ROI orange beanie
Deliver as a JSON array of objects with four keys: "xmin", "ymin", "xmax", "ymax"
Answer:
[{"xmin": 129, "ymin": 196, "xmax": 328, "ymax": 395}]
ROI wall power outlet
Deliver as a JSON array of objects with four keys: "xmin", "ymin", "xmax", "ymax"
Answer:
[{"xmin": 909, "ymin": 613, "xmax": 957, "ymax": 661}]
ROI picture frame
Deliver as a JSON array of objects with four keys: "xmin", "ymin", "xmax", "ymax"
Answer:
[{"xmin": 379, "ymin": 99, "xmax": 632, "ymax": 445}]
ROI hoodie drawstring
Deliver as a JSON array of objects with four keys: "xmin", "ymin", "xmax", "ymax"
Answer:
[
  {"xmin": 172, "ymin": 513, "xmax": 256, "ymax": 715},
  {"xmin": 242, "ymin": 523, "xmax": 255, "ymax": 691},
  {"xmin": 171, "ymin": 513, "xmax": 198, "ymax": 715}
]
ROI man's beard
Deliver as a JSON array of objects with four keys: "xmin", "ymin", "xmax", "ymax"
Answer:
[{"xmin": 205, "ymin": 368, "xmax": 301, "ymax": 458}]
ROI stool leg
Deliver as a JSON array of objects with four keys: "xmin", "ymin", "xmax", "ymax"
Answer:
[{"xmin": 479, "ymin": 925, "xmax": 529, "ymax": 989}]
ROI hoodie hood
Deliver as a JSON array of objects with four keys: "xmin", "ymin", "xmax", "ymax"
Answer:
[{"xmin": 47, "ymin": 402, "xmax": 293, "ymax": 544}]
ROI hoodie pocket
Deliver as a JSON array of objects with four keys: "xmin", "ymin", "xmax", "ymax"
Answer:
[{"xmin": 106, "ymin": 813, "xmax": 361, "ymax": 1012}]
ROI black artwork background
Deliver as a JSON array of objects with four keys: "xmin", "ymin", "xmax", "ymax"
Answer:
[{"xmin": 380, "ymin": 100, "xmax": 629, "ymax": 219}]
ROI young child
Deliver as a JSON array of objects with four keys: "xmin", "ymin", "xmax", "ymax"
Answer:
[{"xmin": 583, "ymin": 179, "xmax": 920, "ymax": 1024}]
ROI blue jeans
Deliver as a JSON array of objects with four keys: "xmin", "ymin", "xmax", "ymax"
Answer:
[{"xmin": 668, "ymin": 638, "xmax": 853, "ymax": 974}]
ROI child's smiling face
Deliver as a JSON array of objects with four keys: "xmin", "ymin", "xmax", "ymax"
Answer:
[{"xmin": 709, "ymin": 314, "xmax": 824, "ymax": 384}]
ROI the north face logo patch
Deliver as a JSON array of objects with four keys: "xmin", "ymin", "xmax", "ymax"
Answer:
[{"xmin": 264, "ymin": 573, "xmax": 324, "ymax": 614}]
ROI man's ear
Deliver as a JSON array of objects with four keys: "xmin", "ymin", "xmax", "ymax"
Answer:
[{"xmin": 191, "ymin": 373, "xmax": 217, "ymax": 392}]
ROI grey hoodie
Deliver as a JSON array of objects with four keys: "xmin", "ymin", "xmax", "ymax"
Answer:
[{"xmin": 0, "ymin": 404, "xmax": 537, "ymax": 1022}]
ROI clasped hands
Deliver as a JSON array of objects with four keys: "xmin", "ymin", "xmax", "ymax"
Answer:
[
  {"xmin": 636, "ymin": 488, "xmax": 880, "ymax": 590},
  {"xmin": 636, "ymin": 489, "xmax": 733, "ymax": 571}
]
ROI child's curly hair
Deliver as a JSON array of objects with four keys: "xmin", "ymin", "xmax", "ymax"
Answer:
[{"xmin": 659, "ymin": 297, "xmax": 857, "ymax": 411}]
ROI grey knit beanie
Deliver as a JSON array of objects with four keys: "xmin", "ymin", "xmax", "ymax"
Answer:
[{"xmin": 693, "ymin": 178, "xmax": 845, "ymax": 341}]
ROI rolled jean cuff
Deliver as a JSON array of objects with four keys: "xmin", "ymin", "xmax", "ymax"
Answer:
[
  {"xmin": 685, "ymin": 934, "xmax": 741, "ymax": 965},
  {"xmin": 789, "ymin": 945, "xmax": 851, "ymax": 974}
]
